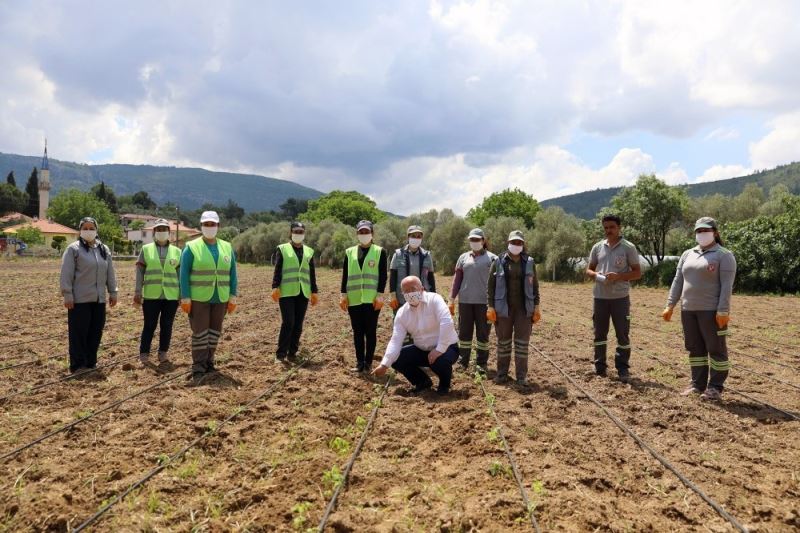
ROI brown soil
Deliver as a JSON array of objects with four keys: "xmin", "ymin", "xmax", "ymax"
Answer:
[{"xmin": 0, "ymin": 261, "xmax": 798, "ymax": 532}]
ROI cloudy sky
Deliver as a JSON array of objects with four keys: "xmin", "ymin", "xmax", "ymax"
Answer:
[{"xmin": 2, "ymin": 0, "xmax": 800, "ymax": 214}]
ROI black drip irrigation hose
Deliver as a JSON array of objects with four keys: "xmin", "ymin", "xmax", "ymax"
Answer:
[
  {"xmin": 533, "ymin": 345, "xmax": 751, "ymax": 532},
  {"xmin": 477, "ymin": 378, "xmax": 542, "ymax": 533},
  {"xmin": 0, "ymin": 370, "xmax": 191, "ymax": 462},
  {"xmin": 0, "ymin": 335, "xmax": 140, "ymax": 372},
  {"xmin": 317, "ymin": 376, "xmax": 391, "ymax": 532},
  {"xmin": 0, "ymin": 353, "xmax": 142, "ymax": 404},
  {"xmin": 640, "ymin": 349, "xmax": 800, "ymax": 422},
  {"xmin": 72, "ymin": 330, "xmax": 349, "ymax": 532}
]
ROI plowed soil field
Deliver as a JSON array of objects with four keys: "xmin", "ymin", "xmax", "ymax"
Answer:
[{"xmin": 0, "ymin": 260, "xmax": 798, "ymax": 532}]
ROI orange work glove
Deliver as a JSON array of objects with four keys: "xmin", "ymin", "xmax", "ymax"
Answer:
[
  {"xmin": 532, "ymin": 306, "xmax": 541, "ymax": 324},
  {"xmin": 180, "ymin": 299, "xmax": 192, "ymax": 314},
  {"xmin": 373, "ymin": 296, "xmax": 384, "ymax": 311},
  {"xmin": 448, "ymin": 301, "xmax": 455, "ymax": 316},
  {"xmin": 486, "ymin": 307, "xmax": 497, "ymax": 323},
  {"xmin": 389, "ymin": 297, "xmax": 399, "ymax": 311},
  {"xmin": 661, "ymin": 306, "xmax": 673, "ymax": 322},
  {"xmin": 339, "ymin": 295, "xmax": 349, "ymax": 312},
  {"xmin": 271, "ymin": 288, "xmax": 281, "ymax": 302},
  {"xmin": 227, "ymin": 296, "xmax": 238, "ymax": 314},
  {"xmin": 310, "ymin": 293, "xmax": 319, "ymax": 306},
  {"xmin": 715, "ymin": 313, "xmax": 730, "ymax": 329}
]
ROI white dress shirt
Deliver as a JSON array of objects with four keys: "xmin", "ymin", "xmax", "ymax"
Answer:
[{"xmin": 380, "ymin": 292, "xmax": 459, "ymax": 368}]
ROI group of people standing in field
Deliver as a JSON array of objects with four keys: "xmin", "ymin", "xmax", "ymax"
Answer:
[{"xmin": 59, "ymin": 209, "xmax": 736, "ymax": 400}]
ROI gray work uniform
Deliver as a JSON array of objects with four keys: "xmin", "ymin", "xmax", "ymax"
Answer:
[
  {"xmin": 488, "ymin": 253, "xmax": 539, "ymax": 381},
  {"xmin": 390, "ymin": 245, "xmax": 434, "ymax": 306},
  {"xmin": 588, "ymin": 238, "xmax": 639, "ymax": 375},
  {"xmin": 453, "ymin": 249, "xmax": 497, "ymax": 367},
  {"xmin": 667, "ymin": 244, "xmax": 736, "ymax": 391}
]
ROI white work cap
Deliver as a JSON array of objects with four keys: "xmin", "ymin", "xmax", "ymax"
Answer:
[{"xmin": 200, "ymin": 211, "xmax": 220, "ymax": 223}]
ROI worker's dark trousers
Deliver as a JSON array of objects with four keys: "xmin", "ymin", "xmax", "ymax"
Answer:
[
  {"xmin": 593, "ymin": 296, "xmax": 631, "ymax": 375},
  {"xmin": 458, "ymin": 303, "xmax": 490, "ymax": 368},
  {"xmin": 189, "ymin": 301, "xmax": 227, "ymax": 373},
  {"xmin": 348, "ymin": 303, "xmax": 380, "ymax": 368},
  {"xmin": 277, "ymin": 294, "xmax": 309, "ymax": 358},
  {"xmin": 139, "ymin": 299, "xmax": 179, "ymax": 356},
  {"xmin": 681, "ymin": 310, "xmax": 730, "ymax": 391},
  {"xmin": 67, "ymin": 302, "xmax": 106, "ymax": 372},
  {"xmin": 391, "ymin": 343, "xmax": 459, "ymax": 392},
  {"xmin": 495, "ymin": 306, "xmax": 532, "ymax": 381}
]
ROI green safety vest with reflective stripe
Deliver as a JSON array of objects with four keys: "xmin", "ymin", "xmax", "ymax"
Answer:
[
  {"xmin": 187, "ymin": 238, "xmax": 233, "ymax": 303},
  {"xmin": 142, "ymin": 243, "xmax": 182, "ymax": 300},
  {"xmin": 345, "ymin": 244, "xmax": 382, "ymax": 306},
  {"xmin": 278, "ymin": 242, "xmax": 313, "ymax": 297}
]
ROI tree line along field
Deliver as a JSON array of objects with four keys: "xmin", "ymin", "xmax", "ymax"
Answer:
[{"xmin": 0, "ymin": 260, "xmax": 798, "ymax": 532}]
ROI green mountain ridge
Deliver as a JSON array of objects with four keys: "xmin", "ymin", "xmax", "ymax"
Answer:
[
  {"xmin": 0, "ymin": 152, "xmax": 323, "ymax": 212},
  {"xmin": 540, "ymin": 161, "xmax": 800, "ymax": 219}
]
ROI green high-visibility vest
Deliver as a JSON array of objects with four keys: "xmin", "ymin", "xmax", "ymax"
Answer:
[
  {"xmin": 187, "ymin": 238, "xmax": 233, "ymax": 303},
  {"xmin": 278, "ymin": 242, "xmax": 314, "ymax": 297},
  {"xmin": 345, "ymin": 244, "xmax": 382, "ymax": 306},
  {"xmin": 142, "ymin": 242, "xmax": 182, "ymax": 300}
]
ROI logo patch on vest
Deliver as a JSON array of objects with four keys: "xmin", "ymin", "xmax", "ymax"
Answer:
[
  {"xmin": 614, "ymin": 256, "xmax": 626, "ymax": 267},
  {"xmin": 169, "ymin": 259, "xmax": 177, "ymax": 266},
  {"xmin": 368, "ymin": 259, "xmax": 376, "ymax": 268},
  {"xmin": 224, "ymin": 256, "xmax": 231, "ymax": 264},
  {"xmin": 707, "ymin": 263, "xmax": 717, "ymax": 272}
]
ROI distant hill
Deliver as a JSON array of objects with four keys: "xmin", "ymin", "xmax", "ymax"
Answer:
[
  {"xmin": 0, "ymin": 152, "xmax": 323, "ymax": 212},
  {"xmin": 541, "ymin": 162, "xmax": 800, "ymax": 219}
]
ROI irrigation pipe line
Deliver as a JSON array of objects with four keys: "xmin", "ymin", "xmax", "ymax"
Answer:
[
  {"xmin": 0, "ymin": 334, "xmax": 141, "ymax": 372},
  {"xmin": 0, "ymin": 353, "xmax": 142, "ymax": 404},
  {"xmin": 630, "ymin": 323, "xmax": 800, "ymax": 391},
  {"xmin": 477, "ymin": 377, "xmax": 542, "ymax": 533},
  {"xmin": 317, "ymin": 376, "xmax": 392, "ymax": 532},
  {"xmin": 532, "ymin": 345, "xmax": 750, "ymax": 533},
  {"xmin": 639, "ymin": 349, "xmax": 800, "ymax": 423},
  {"xmin": 73, "ymin": 331, "xmax": 349, "ymax": 532},
  {"xmin": 0, "ymin": 370, "xmax": 191, "ymax": 463}
]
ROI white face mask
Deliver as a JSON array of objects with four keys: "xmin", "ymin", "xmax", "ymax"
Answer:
[
  {"xmin": 404, "ymin": 291, "xmax": 423, "ymax": 306},
  {"xmin": 508, "ymin": 244, "xmax": 523, "ymax": 255},
  {"xmin": 155, "ymin": 231, "xmax": 170, "ymax": 242},
  {"xmin": 357, "ymin": 234, "xmax": 372, "ymax": 245},
  {"xmin": 202, "ymin": 226, "xmax": 218, "ymax": 239},
  {"xmin": 695, "ymin": 232, "xmax": 715, "ymax": 247},
  {"xmin": 469, "ymin": 241, "xmax": 483, "ymax": 252},
  {"xmin": 408, "ymin": 238, "xmax": 422, "ymax": 249},
  {"xmin": 81, "ymin": 229, "xmax": 97, "ymax": 242},
  {"xmin": 291, "ymin": 233, "xmax": 305, "ymax": 244}
]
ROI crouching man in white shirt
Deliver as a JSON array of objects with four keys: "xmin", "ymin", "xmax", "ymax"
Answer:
[{"xmin": 372, "ymin": 276, "xmax": 460, "ymax": 395}]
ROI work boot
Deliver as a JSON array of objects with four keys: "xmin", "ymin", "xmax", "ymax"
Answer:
[
  {"xmin": 351, "ymin": 362, "xmax": 365, "ymax": 373},
  {"xmin": 494, "ymin": 374, "xmax": 509, "ymax": 384},
  {"xmin": 157, "ymin": 351, "xmax": 169, "ymax": 363},
  {"xmin": 680, "ymin": 386, "xmax": 703, "ymax": 396},
  {"xmin": 410, "ymin": 378, "xmax": 433, "ymax": 394},
  {"xmin": 700, "ymin": 388, "xmax": 722, "ymax": 401},
  {"xmin": 618, "ymin": 372, "xmax": 631, "ymax": 384},
  {"xmin": 139, "ymin": 353, "xmax": 150, "ymax": 364}
]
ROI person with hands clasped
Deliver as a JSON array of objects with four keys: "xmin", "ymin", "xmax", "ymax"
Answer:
[
  {"xmin": 134, "ymin": 219, "xmax": 181, "ymax": 365},
  {"xmin": 662, "ymin": 217, "xmax": 737, "ymax": 401},
  {"xmin": 340, "ymin": 220, "xmax": 388, "ymax": 373},
  {"xmin": 585, "ymin": 214, "xmax": 642, "ymax": 382},
  {"xmin": 179, "ymin": 211, "xmax": 238, "ymax": 385},
  {"xmin": 487, "ymin": 230, "xmax": 541, "ymax": 386},
  {"xmin": 389, "ymin": 225, "xmax": 436, "ymax": 313},
  {"xmin": 271, "ymin": 222, "xmax": 319, "ymax": 363},
  {"xmin": 59, "ymin": 216, "xmax": 118, "ymax": 374},
  {"xmin": 450, "ymin": 228, "xmax": 497, "ymax": 374},
  {"xmin": 372, "ymin": 276, "xmax": 459, "ymax": 395}
]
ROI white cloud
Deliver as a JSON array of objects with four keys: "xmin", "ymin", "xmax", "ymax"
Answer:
[
  {"xmin": 704, "ymin": 127, "xmax": 740, "ymax": 141},
  {"xmin": 749, "ymin": 111, "xmax": 800, "ymax": 169},
  {"xmin": 693, "ymin": 164, "xmax": 752, "ymax": 183}
]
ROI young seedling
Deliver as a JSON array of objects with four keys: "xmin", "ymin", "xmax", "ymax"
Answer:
[
  {"xmin": 486, "ymin": 427, "xmax": 500, "ymax": 444},
  {"xmin": 205, "ymin": 420, "xmax": 219, "ymax": 433},
  {"xmin": 147, "ymin": 491, "xmax": 161, "ymax": 514},
  {"xmin": 328, "ymin": 436, "xmax": 351, "ymax": 456},
  {"xmin": 291, "ymin": 501, "xmax": 313, "ymax": 530},
  {"xmin": 488, "ymin": 461, "xmax": 512, "ymax": 478},
  {"xmin": 322, "ymin": 466, "xmax": 344, "ymax": 496}
]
